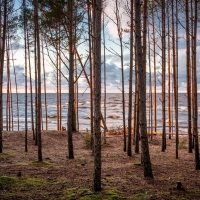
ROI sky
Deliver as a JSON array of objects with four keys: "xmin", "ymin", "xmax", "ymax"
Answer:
[{"xmin": 3, "ymin": 1, "xmax": 200, "ymax": 93}]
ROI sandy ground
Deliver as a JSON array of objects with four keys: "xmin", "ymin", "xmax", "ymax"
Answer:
[{"xmin": 0, "ymin": 130, "xmax": 200, "ymax": 199}]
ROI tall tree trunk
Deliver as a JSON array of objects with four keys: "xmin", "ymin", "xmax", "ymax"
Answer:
[
  {"xmin": 67, "ymin": 0, "xmax": 74, "ymax": 159},
  {"xmin": 6, "ymin": 38, "xmax": 10, "ymax": 131},
  {"xmin": 87, "ymin": 0, "xmax": 94, "ymax": 149},
  {"xmin": 127, "ymin": 0, "xmax": 133, "ymax": 157},
  {"xmin": 34, "ymin": 4, "xmax": 38, "ymax": 145},
  {"xmin": 134, "ymin": 46, "xmax": 139, "ymax": 153},
  {"xmin": 193, "ymin": 0, "xmax": 199, "ymax": 170},
  {"xmin": 114, "ymin": 0, "xmax": 126, "ymax": 152},
  {"xmin": 93, "ymin": 0, "xmax": 102, "ymax": 192},
  {"xmin": 56, "ymin": 37, "xmax": 60, "ymax": 131},
  {"xmin": 10, "ymin": 38, "xmax": 20, "ymax": 131},
  {"xmin": 152, "ymin": 0, "xmax": 157, "ymax": 133},
  {"xmin": 27, "ymin": 31, "xmax": 35, "ymax": 140},
  {"xmin": 167, "ymin": 1, "xmax": 171, "ymax": 139},
  {"xmin": 0, "ymin": 0, "xmax": 7, "ymax": 153},
  {"xmin": 148, "ymin": 27, "xmax": 153, "ymax": 140},
  {"xmin": 23, "ymin": 0, "xmax": 28, "ymax": 152},
  {"xmin": 135, "ymin": 0, "xmax": 153, "ymax": 178},
  {"xmin": 175, "ymin": 0, "xmax": 179, "ymax": 159},
  {"xmin": 34, "ymin": 0, "xmax": 42, "ymax": 161},
  {"xmin": 103, "ymin": 10, "xmax": 107, "ymax": 144},
  {"xmin": 190, "ymin": 0, "xmax": 194, "ymax": 149},
  {"xmin": 42, "ymin": 40, "xmax": 48, "ymax": 130},
  {"xmin": 186, "ymin": 0, "xmax": 192, "ymax": 153},
  {"xmin": 172, "ymin": 0, "xmax": 179, "ymax": 159},
  {"xmin": 161, "ymin": 0, "xmax": 166, "ymax": 152}
]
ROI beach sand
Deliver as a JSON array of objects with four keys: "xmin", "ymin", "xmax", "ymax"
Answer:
[{"xmin": 0, "ymin": 130, "xmax": 200, "ymax": 199}]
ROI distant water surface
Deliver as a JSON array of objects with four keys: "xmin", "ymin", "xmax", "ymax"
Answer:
[{"xmin": 2, "ymin": 93, "xmax": 200, "ymax": 134}]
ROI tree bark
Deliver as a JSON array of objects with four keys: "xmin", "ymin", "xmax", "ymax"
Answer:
[
  {"xmin": 185, "ymin": 0, "xmax": 192, "ymax": 153},
  {"xmin": 193, "ymin": 0, "xmax": 200, "ymax": 170},
  {"xmin": 93, "ymin": 0, "xmax": 102, "ymax": 192},
  {"xmin": 152, "ymin": 0, "xmax": 157, "ymax": 134},
  {"xmin": 161, "ymin": 0, "xmax": 166, "ymax": 152},
  {"xmin": 135, "ymin": 0, "xmax": 153, "ymax": 178},
  {"xmin": 0, "ymin": 0, "xmax": 7, "ymax": 153},
  {"xmin": 23, "ymin": 0, "xmax": 28, "ymax": 152},
  {"xmin": 114, "ymin": 0, "xmax": 126, "ymax": 152},
  {"xmin": 167, "ymin": 1, "xmax": 171, "ymax": 139},
  {"xmin": 67, "ymin": 0, "xmax": 74, "ymax": 159},
  {"xmin": 127, "ymin": 0, "xmax": 133, "ymax": 157},
  {"xmin": 34, "ymin": 0, "xmax": 42, "ymax": 161},
  {"xmin": 175, "ymin": 0, "xmax": 179, "ymax": 159}
]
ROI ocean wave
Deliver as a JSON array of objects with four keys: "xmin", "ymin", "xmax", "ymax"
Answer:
[
  {"xmin": 83, "ymin": 116, "xmax": 91, "ymax": 119},
  {"xmin": 107, "ymin": 115, "xmax": 120, "ymax": 119},
  {"xmin": 48, "ymin": 115, "xmax": 57, "ymax": 118},
  {"xmin": 178, "ymin": 106, "xmax": 187, "ymax": 112}
]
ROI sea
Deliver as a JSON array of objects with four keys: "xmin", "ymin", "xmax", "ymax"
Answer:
[{"xmin": 2, "ymin": 93, "xmax": 200, "ymax": 134}]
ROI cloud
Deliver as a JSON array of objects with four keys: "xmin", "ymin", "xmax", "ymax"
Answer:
[{"xmin": 104, "ymin": 0, "xmax": 130, "ymax": 39}]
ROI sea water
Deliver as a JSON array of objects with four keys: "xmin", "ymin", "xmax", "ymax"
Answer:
[{"xmin": 2, "ymin": 93, "xmax": 200, "ymax": 134}]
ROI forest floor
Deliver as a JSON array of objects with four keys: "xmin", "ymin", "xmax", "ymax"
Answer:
[{"xmin": 0, "ymin": 130, "xmax": 200, "ymax": 200}]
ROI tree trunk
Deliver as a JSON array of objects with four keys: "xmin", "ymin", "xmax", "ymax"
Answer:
[
  {"xmin": 193, "ymin": 0, "xmax": 199, "ymax": 170},
  {"xmin": 134, "ymin": 52, "xmax": 139, "ymax": 153},
  {"xmin": 114, "ymin": 0, "xmax": 126, "ymax": 152},
  {"xmin": 42, "ymin": 40, "xmax": 48, "ymax": 130},
  {"xmin": 27, "ymin": 31, "xmax": 35, "ymax": 140},
  {"xmin": 167, "ymin": 1, "xmax": 171, "ymax": 140},
  {"xmin": 152, "ymin": 0, "xmax": 157, "ymax": 134},
  {"xmin": 185, "ymin": 0, "xmax": 192, "ymax": 153},
  {"xmin": 175, "ymin": 0, "xmax": 179, "ymax": 159},
  {"xmin": 34, "ymin": 0, "xmax": 42, "ymax": 162},
  {"xmin": 172, "ymin": 0, "xmax": 179, "ymax": 159},
  {"xmin": 0, "ymin": 0, "xmax": 7, "ymax": 153},
  {"xmin": 67, "ymin": 0, "xmax": 74, "ymax": 159},
  {"xmin": 127, "ymin": 0, "xmax": 133, "ymax": 157},
  {"xmin": 161, "ymin": 0, "xmax": 166, "ymax": 152},
  {"xmin": 93, "ymin": 0, "xmax": 102, "ymax": 192},
  {"xmin": 103, "ymin": 10, "xmax": 107, "ymax": 144},
  {"xmin": 135, "ymin": 0, "xmax": 153, "ymax": 178},
  {"xmin": 23, "ymin": 0, "xmax": 28, "ymax": 152},
  {"xmin": 87, "ymin": 0, "xmax": 94, "ymax": 143},
  {"xmin": 148, "ymin": 27, "xmax": 153, "ymax": 140},
  {"xmin": 190, "ymin": 0, "xmax": 194, "ymax": 149}
]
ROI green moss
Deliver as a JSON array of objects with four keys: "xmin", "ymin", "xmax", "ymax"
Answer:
[
  {"xmin": 22, "ymin": 177, "xmax": 46, "ymax": 187},
  {"xmin": 0, "ymin": 152, "xmax": 9, "ymax": 155},
  {"xmin": 18, "ymin": 162, "xmax": 28, "ymax": 166},
  {"xmin": 133, "ymin": 162, "xmax": 142, "ymax": 166},
  {"xmin": 63, "ymin": 193, "xmax": 78, "ymax": 200},
  {"xmin": 84, "ymin": 133, "xmax": 92, "ymax": 149},
  {"xmin": 179, "ymin": 138, "xmax": 187, "ymax": 149},
  {"xmin": 63, "ymin": 187, "xmax": 127, "ymax": 200},
  {"xmin": 30, "ymin": 160, "xmax": 53, "ymax": 167},
  {"xmin": 1, "ymin": 192, "xmax": 16, "ymax": 198},
  {"xmin": 0, "ymin": 152, "xmax": 14, "ymax": 157},
  {"xmin": 0, "ymin": 175, "xmax": 46, "ymax": 193},
  {"xmin": 0, "ymin": 176, "xmax": 18, "ymax": 189},
  {"xmin": 135, "ymin": 193, "xmax": 145, "ymax": 199}
]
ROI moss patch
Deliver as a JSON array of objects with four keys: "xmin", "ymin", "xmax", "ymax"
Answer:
[
  {"xmin": 0, "ymin": 176, "xmax": 45, "ymax": 191},
  {"xmin": 30, "ymin": 160, "xmax": 53, "ymax": 167},
  {"xmin": 133, "ymin": 162, "xmax": 142, "ymax": 166},
  {"xmin": 179, "ymin": 138, "xmax": 187, "ymax": 149},
  {"xmin": 83, "ymin": 133, "xmax": 92, "ymax": 149},
  {"xmin": 0, "ymin": 176, "xmax": 18, "ymax": 189},
  {"xmin": 62, "ymin": 187, "xmax": 127, "ymax": 200},
  {"xmin": 0, "ymin": 152, "xmax": 14, "ymax": 157},
  {"xmin": 22, "ymin": 177, "xmax": 46, "ymax": 187},
  {"xmin": 18, "ymin": 162, "xmax": 28, "ymax": 166}
]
